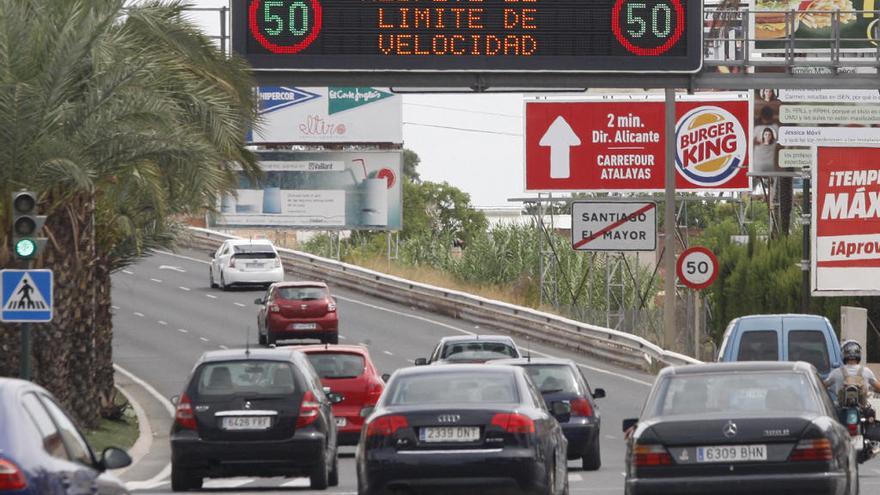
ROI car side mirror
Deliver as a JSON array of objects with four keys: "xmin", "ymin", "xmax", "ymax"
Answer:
[
  {"xmin": 254, "ymin": 297, "xmax": 264, "ymax": 305},
  {"xmin": 622, "ymin": 418, "xmax": 638, "ymax": 433},
  {"xmin": 414, "ymin": 358, "xmax": 427, "ymax": 366},
  {"xmin": 592, "ymin": 388, "xmax": 606, "ymax": 399},
  {"xmin": 170, "ymin": 395, "xmax": 179, "ymax": 406},
  {"xmin": 209, "ymin": 251, "xmax": 215, "ymax": 259},
  {"xmin": 551, "ymin": 401, "xmax": 572, "ymax": 422},
  {"xmin": 360, "ymin": 406, "xmax": 375, "ymax": 418},
  {"xmin": 99, "ymin": 447, "xmax": 132, "ymax": 471},
  {"xmin": 381, "ymin": 373, "xmax": 391, "ymax": 383}
]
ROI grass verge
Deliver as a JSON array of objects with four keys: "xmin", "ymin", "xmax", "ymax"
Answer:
[{"xmin": 83, "ymin": 394, "xmax": 139, "ymax": 454}]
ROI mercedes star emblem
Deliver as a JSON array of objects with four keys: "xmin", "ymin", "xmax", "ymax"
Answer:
[
  {"xmin": 244, "ymin": 401, "xmax": 252, "ymax": 410},
  {"xmin": 723, "ymin": 420, "xmax": 738, "ymax": 438}
]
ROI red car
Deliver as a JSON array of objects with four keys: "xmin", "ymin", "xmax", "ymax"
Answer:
[
  {"xmin": 255, "ymin": 281, "xmax": 338, "ymax": 346},
  {"xmin": 297, "ymin": 345, "xmax": 385, "ymax": 445}
]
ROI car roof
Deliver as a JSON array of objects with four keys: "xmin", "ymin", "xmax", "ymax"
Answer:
[
  {"xmin": 272, "ymin": 281, "xmax": 328, "ymax": 288},
  {"xmin": 227, "ymin": 238, "xmax": 274, "ymax": 246},
  {"xmin": 660, "ymin": 361, "xmax": 814, "ymax": 377},
  {"xmin": 198, "ymin": 348, "xmax": 301, "ymax": 363},
  {"xmin": 289, "ymin": 344, "xmax": 369, "ymax": 356},
  {"xmin": 734, "ymin": 314, "xmax": 827, "ymax": 321},
  {"xmin": 492, "ymin": 357, "xmax": 574, "ymax": 366},
  {"xmin": 439, "ymin": 335, "xmax": 516, "ymax": 344},
  {"xmin": 395, "ymin": 363, "xmax": 523, "ymax": 378}
]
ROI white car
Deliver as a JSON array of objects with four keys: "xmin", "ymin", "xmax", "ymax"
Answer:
[{"xmin": 209, "ymin": 239, "xmax": 284, "ymax": 290}]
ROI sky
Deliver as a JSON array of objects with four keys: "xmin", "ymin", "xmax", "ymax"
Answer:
[{"xmin": 187, "ymin": 1, "xmax": 527, "ymax": 207}]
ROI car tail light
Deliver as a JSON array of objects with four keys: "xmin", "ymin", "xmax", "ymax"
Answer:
[
  {"xmin": 327, "ymin": 299, "xmax": 336, "ymax": 312},
  {"xmin": 366, "ymin": 382, "xmax": 383, "ymax": 406},
  {"xmin": 366, "ymin": 415, "xmax": 408, "ymax": 437},
  {"xmin": 175, "ymin": 394, "xmax": 197, "ymax": 430},
  {"xmin": 632, "ymin": 444, "xmax": 673, "ymax": 466},
  {"xmin": 491, "ymin": 413, "xmax": 535, "ymax": 433},
  {"xmin": 0, "ymin": 459, "xmax": 27, "ymax": 490},
  {"xmin": 228, "ymin": 257, "xmax": 236, "ymax": 268},
  {"xmin": 297, "ymin": 391, "xmax": 320, "ymax": 428},
  {"xmin": 790, "ymin": 439, "xmax": 833, "ymax": 462},
  {"xmin": 570, "ymin": 398, "xmax": 593, "ymax": 417}
]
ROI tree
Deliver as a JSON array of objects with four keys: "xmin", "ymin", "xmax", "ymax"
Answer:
[
  {"xmin": 0, "ymin": 0, "xmax": 258, "ymax": 425},
  {"xmin": 402, "ymin": 181, "xmax": 487, "ymax": 245},
  {"xmin": 403, "ymin": 148, "xmax": 421, "ymax": 182}
]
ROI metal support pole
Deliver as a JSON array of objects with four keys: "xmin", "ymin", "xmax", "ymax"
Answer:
[
  {"xmin": 694, "ymin": 291, "xmax": 702, "ymax": 360},
  {"xmin": 664, "ymin": 88, "xmax": 677, "ymax": 351},
  {"xmin": 219, "ymin": 6, "xmax": 228, "ymax": 56},
  {"xmin": 801, "ymin": 177, "xmax": 811, "ymax": 312},
  {"xmin": 20, "ymin": 259, "xmax": 33, "ymax": 380}
]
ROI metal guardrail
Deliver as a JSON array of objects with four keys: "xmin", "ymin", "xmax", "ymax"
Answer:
[{"xmin": 180, "ymin": 227, "xmax": 701, "ymax": 372}]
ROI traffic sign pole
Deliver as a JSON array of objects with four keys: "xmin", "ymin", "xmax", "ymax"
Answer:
[
  {"xmin": 20, "ymin": 260, "xmax": 32, "ymax": 381},
  {"xmin": 663, "ymin": 88, "xmax": 677, "ymax": 352}
]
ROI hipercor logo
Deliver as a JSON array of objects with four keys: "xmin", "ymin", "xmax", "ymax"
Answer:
[
  {"xmin": 256, "ymin": 86, "xmax": 320, "ymax": 114},
  {"xmin": 674, "ymin": 106, "xmax": 746, "ymax": 187}
]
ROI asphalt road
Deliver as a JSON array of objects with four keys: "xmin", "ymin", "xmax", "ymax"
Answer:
[{"xmin": 111, "ymin": 249, "xmax": 880, "ymax": 494}]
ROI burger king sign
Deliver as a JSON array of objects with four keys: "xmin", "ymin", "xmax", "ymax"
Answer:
[{"xmin": 675, "ymin": 105, "xmax": 748, "ymax": 188}]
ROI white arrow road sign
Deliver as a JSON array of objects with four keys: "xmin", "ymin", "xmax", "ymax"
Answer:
[{"xmin": 539, "ymin": 116, "xmax": 581, "ymax": 179}]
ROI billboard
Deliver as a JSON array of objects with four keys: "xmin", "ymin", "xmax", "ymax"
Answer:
[
  {"xmin": 248, "ymin": 87, "xmax": 402, "ymax": 144},
  {"xmin": 214, "ymin": 151, "xmax": 402, "ymax": 230},
  {"xmin": 812, "ymin": 146, "xmax": 880, "ymax": 296},
  {"xmin": 524, "ymin": 95, "xmax": 750, "ymax": 192},
  {"xmin": 753, "ymin": 89, "xmax": 880, "ymax": 174},
  {"xmin": 753, "ymin": 0, "xmax": 880, "ymax": 51}
]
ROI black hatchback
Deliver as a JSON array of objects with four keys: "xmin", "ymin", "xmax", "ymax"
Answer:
[{"xmin": 169, "ymin": 348, "xmax": 340, "ymax": 491}]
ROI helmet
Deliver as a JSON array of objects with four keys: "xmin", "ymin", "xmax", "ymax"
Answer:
[{"xmin": 841, "ymin": 340, "xmax": 862, "ymax": 363}]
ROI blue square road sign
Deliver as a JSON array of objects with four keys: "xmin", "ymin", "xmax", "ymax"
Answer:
[{"xmin": 1, "ymin": 269, "xmax": 53, "ymax": 323}]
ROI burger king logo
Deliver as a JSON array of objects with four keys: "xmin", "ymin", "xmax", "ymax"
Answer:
[{"xmin": 675, "ymin": 106, "xmax": 746, "ymax": 187}]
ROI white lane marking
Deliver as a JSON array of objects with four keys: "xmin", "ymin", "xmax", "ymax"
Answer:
[
  {"xmin": 200, "ymin": 337, "xmax": 209, "ymax": 342},
  {"xmin": 133, "ymin": 312, "xmax": 145, "ymax": 318},
  {"xmin": 336, "ymin": 295, "xmax": 653, "ymax": 387},
  {"xmin": 113, "ymin": 365, "xmax": 174, "ymax": 490},
  {"xmin": 605, "ymin": 434, "xmax": 616, "ymax": 440},
  {"xmin": 157, "ymin": 321, "xmax": 168, "ymax": 326},
  {"xmin": 568, "ymin": 473, "xmax": 583, "ymax": 482},
  {"xmin": 383, "ymin": 350, "xmax": 394, "ymax": 356},
  {"xmin": 358, "ymin": 342, "xmax": 368, "ymax": 346},
  {"xmin": 206, "ymin": 294, "xmax": 217, "ymax": 299},
  {"xmin": 111, "ymin": 305, "xmax": 120, "ymax": 310},
  {"xmin": 281, "ymin": 478, "xmax": 310, "ymax": 487},
  {"xmin": 158, "ymin": 265, "xmax": 186, "ymax": 273},
  {"xmin": 155, "ymin": 250, "xmax": 652, "ymax": 387},
  {"xmin": 234, "ymin": 302, "xmax": 246, "ymax": 307},
  {"xmin": 620, "ymin": 472, "xmax": 626, "ymax": 477},
  {"xmin": 178, "ymin": 328, "xmax": 188, "ymax": 334},
  {"xmin": 122, "ymin": 270, "xmax": 134, "ymax": 275},
  {"xmin": 149, "ymin": 278, "xmax": 162, "ymax": 283},
  {"xmin": 219, "ymin": 345, "xmax": 229, "ymax": 350},
  {"xmin": 339, "ymin": 335, "xmax": 347, "ymax": 340},
  {"xmin": 407, "ymin": 359, "xmax": 415, "ymax": 364},
  {"xmin": 179, "ymin": 286, "xmax": 191, "ymax": 291},
  {"xmin": 202, "ymin": 478, "xmax": 254, "ymax": 489}
]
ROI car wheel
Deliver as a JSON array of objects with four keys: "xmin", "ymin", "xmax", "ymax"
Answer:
[
  {"xmin": 326, "ymin": 333, "xmax": 339, "ymax": 345},
  {"xmin": 209, "ymin": 268, "xmax": 217, "ymax": 289},
  {"xmin": 544, "ymin": 459, "xmax": 556, "ymax": 495},
  {"xmin": 582, "ymin": 436, "xmax": 601, "ymax": 471},
  {"xmin": 220, "ymin": 272, "xmax": 228, "ymax": 291},
  {"xmin": 266, "ymin": 330, "xmax": 276, "ymax": 347},
  {"xmin": 258, "ymin": 325, "xmax": 267, "ymax": 346},
  {"xmin": 328, "ymin": 452, "xmax": 339, "ymax": 487},
  {"xmin": 310, "ymin": 454, "xmax": 329, "ymax": 490},
  {"xmin": 170, "ymin": 464, "xmax": 201, "ymax": 492}
]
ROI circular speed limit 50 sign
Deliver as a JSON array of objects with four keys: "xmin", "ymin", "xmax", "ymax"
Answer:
[{"xmin": 676, "ymin": 246, "xmax": 718, "ymax": 290}]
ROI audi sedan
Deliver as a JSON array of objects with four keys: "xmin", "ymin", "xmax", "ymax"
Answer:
[
  {"xmin": 623, "ymin": 361, "xmax": 857, "ymax": 495},
  {"xmin": 356, "ymin": 364, "xmax": 569, "ymax": 495}
]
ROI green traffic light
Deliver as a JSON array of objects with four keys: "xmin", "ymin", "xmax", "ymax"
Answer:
[{"xmin": 14, "ymin": 238, "xmax": 36, "ymax": 258}]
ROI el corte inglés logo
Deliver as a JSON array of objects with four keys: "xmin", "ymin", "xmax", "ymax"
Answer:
[
  {"xmin": 329, "ymin": 87, "xmax": 394, "ymax": 114},
  {"xmin": 674, "ymin": 106, "xmax": 746, "ymax": 187}
]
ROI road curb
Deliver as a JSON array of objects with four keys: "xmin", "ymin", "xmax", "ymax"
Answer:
[{"xmin": 110, "ymin": 380, "xmax": 152, "ymax": 478}]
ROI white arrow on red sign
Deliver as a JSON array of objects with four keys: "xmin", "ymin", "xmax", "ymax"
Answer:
[{"xmin": 539, "ymin": 116, "xmax": 581, "ymax": 179}]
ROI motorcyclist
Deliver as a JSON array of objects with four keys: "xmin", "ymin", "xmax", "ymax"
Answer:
[{"xmin": 825, "ymin": 340, "xmax": 880, "ymax": 419}]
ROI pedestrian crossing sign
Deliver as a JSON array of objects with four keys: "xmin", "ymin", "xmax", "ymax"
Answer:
[{"xmin": 1, "ymin": 269, "xmax": 53, "ymax": 322}]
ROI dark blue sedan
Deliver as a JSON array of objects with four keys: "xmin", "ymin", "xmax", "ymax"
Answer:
[
  {"xmin": 0, "ymin": 378, "xmax": 131, "ymax": 494},
  {"xmin": 495, "ymin": 358, "xmax": 606, "ymax": 470}
]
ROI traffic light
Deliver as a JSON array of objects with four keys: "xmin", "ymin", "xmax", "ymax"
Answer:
[{"xmin": 11, "ymin": 191, "xmax": 47, "ymax": 260}]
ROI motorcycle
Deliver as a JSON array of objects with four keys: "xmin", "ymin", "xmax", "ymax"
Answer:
[{"xmin": 841, "ymin": 404, "xmax": 880, "ymax": 464}]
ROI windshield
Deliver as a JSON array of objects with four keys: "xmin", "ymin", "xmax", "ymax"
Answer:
[
  {"xmin": 306, "ymin": 353, "xmax": 365, "ymax": 379},
  {"xmin": 737, "ymin": 331, "xmax": 779, "ymax": 361},
  {"xmin": 386, "ymin": 371, "xmax": 519, "ymax": 405},
  {"xmin": 649, "ymin": 371, "xmax": 821, "ymax": 417},
  {"xmin": 441, "ymin": 341, "xmax": 518, "ymax": 361},
  {"xmin": 522, "ymin": 364, "xmax": 581, "ymax": 394},
  {"xmin": 277, "ymin": 287, "xmax": 328, "ymax": 301},
  {"xmin": 195, "ymin": 360, "xmax": 298, "ymax": 397},
  {"xmin": 233, "ymin": 245, "xmax": 277, "ymax": 259},
  {"xmin": 788, "ymin": 330, "xmax": 830, "ymax": 374}
]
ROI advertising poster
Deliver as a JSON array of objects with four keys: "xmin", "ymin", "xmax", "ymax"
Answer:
[
  {"xmin": 248, "ymin": 87, "xmax": 403, "ymax": 144},
  {"xmin": 524, "ymin": 95, "xmax": 750, "ymax": 192},
  {"xmin": 214, "ymin": 151, "xmax": 402, "ymax": 230},
  {"xmin": 753, "ymin": 0, "xmax": 880, "ymax": 50},
  {"xmin": 812, "ymin": 146, "xmax": 880, "ymax": 295},
  {"xmin": 753, "ymin": 89, "xmax": 880, "ymax": 173}
]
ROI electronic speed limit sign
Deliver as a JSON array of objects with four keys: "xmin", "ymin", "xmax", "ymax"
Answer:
[{"xmin": 676, "ymin": 246, "xmax": 718, "ymax": 290}]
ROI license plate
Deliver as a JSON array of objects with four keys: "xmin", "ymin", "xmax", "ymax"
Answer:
[
  {"xmin": 292, "ymin": 323, "xmax": 317, "ymax": 330},
  {"xmin": 221, "ymin": 416, "xmax": 271, "ymax": 430},
  {"xmin": 336, "ymin": 417, "xmax": 347, "ymax": 427},
  {"xmin": 854, "ymin": 435, "xmax": 864, "ymax": 450},
  {"xmin": 696, "ymin": 444, "xmax": 767, "ymax": 463},
  {"xmin": 246, "ymin": 262, "xmax": 262, "ymax": 268},
  {"xmin": 420, "ymin": 426, "xmax": 480, "ymax": 443}
]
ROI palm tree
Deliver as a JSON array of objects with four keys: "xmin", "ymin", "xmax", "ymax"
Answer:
[{"xmin": 0, "ymin": 0, "xmax": 260, "ymax": 425}]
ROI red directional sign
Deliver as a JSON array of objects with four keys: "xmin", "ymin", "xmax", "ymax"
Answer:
[
  {"xmin": 676, "ymin": 246, "xmax": 719, "ymax": 290},
  {"xmin": 524, "ymin": 98, "xmax": 750, "ymax": 192}
]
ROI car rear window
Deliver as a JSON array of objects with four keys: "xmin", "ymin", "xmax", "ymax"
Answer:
[
  {"xmin": 387, "ymin": 371, "xmax": 518, "ymax": 405},
  {"xmin": 737, "ymin": 331, "xmax": 779, "ymax": 361},
  {"xmin": 522, "ymin": 365, "xmax": 581, "ymax": 394},
  {"xmin": 233, "ymin": 245, "xmax": 277, "ymax": 259},
  {"xmin": 651, "ymin": 371, "xmax": 821, "ymax": 417},
  {"xmin": 277, "ymin": 287, "xmax": 328, "ymax": 301},
  {"xmin": 306, "ymin": 353, "xmax": 365, "ymax": 379},
  {"xmin": 788, "ymin": 330, "xmax": 831, "ymax": 374},
  {"xmin": 196, "ymin": 360, "xmax": 298, "ymax": 397},
  {"xmin": 441, "ymin": 341, "xmax": 518, "ymax": 361}
]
